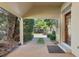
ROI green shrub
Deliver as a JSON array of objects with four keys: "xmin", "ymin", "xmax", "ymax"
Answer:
[
  {"xmin": 37, "ymin": 38, "xmax": 45, "ymax": 44},
  {"xmin": 23, "ymin": 19, "xmax": 34, "ymax": 42},
  {"xmin": 52, "ymin": 31, "xmax": 56, "ymax": 40},
  {"xmin": 47, "ymin": 31, "xmax": 56, "ymax": 41},
  {"xmin": 23, "ymin": 33, "xmax": 33, "ymax": 42}
]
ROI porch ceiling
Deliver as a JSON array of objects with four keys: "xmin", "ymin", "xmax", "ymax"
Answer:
[
  {"xmin": 0, "ymin": 2, "xmax": 63, "ymax": 17},
  {"xmin": 32, "ymin": 2, "xmax": 63, "ymax": 7}
]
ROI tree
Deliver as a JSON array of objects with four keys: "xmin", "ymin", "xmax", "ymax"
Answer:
[
  {"xmin": 35, "ymin": 19, "xmax": 47, "ymax": 29},
  {"xmin": 34, "ymin": 19, "xmax": 47, "ymax": 33},
  {"xmin": 0, "ymin": 13, "xmax": 8, "ymax": 40},
  {"xmin": 44, "ymin": 19, "xmax": 58, "ymax": 32}
]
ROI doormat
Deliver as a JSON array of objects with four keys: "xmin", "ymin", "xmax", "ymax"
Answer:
[{"xmin": 47, "ymin": 45, "xmax": 65, "ymax": 53}]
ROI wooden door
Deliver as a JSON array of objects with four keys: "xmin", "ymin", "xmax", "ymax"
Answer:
[{"xmin": 65, "ymin": 11, "xmax": 71, "ymax": 46}]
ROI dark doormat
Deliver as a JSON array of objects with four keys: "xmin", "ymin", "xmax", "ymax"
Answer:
[{"xmin": 47, "ymin": 45, "xmax": 65, "ymax": 53}]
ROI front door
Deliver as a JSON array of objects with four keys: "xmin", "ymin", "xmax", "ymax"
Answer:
[{"xmin": 65, "ymin": 11, "xmax": 71, "ymax": 46}]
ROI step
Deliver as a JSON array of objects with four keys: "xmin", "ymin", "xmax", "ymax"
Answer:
[{"xmin": 58, "ymin": 43, "xmax": 72, "ymax": 53}]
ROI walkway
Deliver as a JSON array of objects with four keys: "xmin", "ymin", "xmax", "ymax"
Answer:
[{"xmin": 6, "ymin": 34, "xmax": 74, "ymax": 57}]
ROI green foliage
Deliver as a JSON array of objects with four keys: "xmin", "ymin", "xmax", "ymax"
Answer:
[
  {"xmin": 23, "ymin": 19, "xmax": 34, "ymax": 42},
  {"xmin": 23, "ymin": 19, "xmax": 34, "ymax": 33},
  {"xmin": 0, "ymin": 13, "xmax": 7, "ymax": 40},
  {"xmin": 44, "ymin": 19, "xmax": 58, "ymax": 27},
  {"xmin": 0, "ymin": 14, "xmax": 7, "ymax": 31},
  {"xmin": 34, "ymin": 19, "xmax": 48, "ymax": 33},
  {"xmin": 44, "ymin": 19, "xmax": 52, "ymax": 27},
  {"xmin": 37, "ymin": 38, "xmax": 45, "ymax": 44},
  {"xmin": 35, "ymin": 19, "xmax": 47, "ymax": 29},
  {"xmin": 47, "ymin": 31, "xmax": 56, "ymax": 41},
  {"xmin": 23, "ymin": 33, "xmax": 33, "ymax": 42},
  {"xmin": 44, "ymin": 19, "xmax": 58, "ymax": 31}
]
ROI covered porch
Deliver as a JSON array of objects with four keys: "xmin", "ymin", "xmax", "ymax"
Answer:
[{"xmin": 0, "ymin": 2, "xmax": 79, "ymax": 57}]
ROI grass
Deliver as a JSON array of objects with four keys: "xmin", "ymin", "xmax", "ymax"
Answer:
[{"xmin": 37, "ymin": 38, "xmax": 45, "ymax": 44}]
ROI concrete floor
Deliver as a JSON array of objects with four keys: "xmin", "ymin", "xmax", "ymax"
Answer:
[{"xmin": 6, "ymin": 34, "xmax": 75, "ymax": 57}]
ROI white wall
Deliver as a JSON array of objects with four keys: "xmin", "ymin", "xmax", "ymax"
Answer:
[
  {"xmin": 61, "ymin": 2, "xmax": 79, "ymax": 56},
  {"xmin": 71, "ymin": 3, "xmax": 79, "ymax": 56}
]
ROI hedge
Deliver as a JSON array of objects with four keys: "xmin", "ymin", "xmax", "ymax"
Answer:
[{"xmin": 23, "ymin": 19, "xmax": 34, "ymax": 42}]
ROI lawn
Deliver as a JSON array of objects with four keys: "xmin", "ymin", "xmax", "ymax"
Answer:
[{"xmin": 37, "ymin": 38, "xmax": 45, "ymax": 44}]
